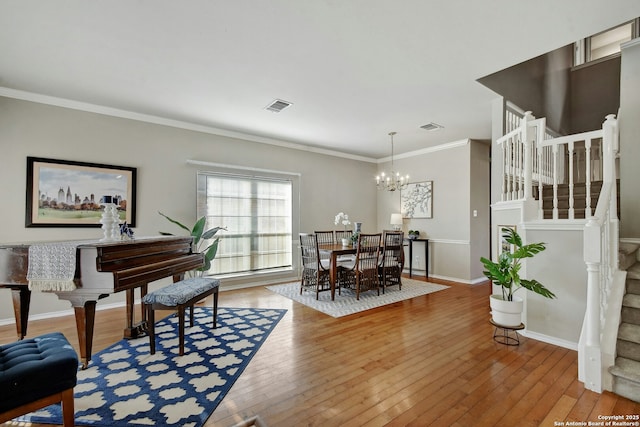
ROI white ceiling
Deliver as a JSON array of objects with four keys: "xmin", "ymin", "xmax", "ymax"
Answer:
[{"xmin": 1, "ymin": 1, "xmax": 639, "ymax": 160}]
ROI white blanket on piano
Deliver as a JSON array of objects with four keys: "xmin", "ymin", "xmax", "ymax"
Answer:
[{"xmin": 26, "ymin": 241, "xmax": 84, "ymax": 291}]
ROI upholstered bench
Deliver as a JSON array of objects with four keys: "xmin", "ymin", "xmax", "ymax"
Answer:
[
  {"xmin": 142, "ymin": 276, "xmax": 220, "ymax": 356},
  {"xmin": 0, "ymin": 332, "xmax": 78, "ymax": 427}
]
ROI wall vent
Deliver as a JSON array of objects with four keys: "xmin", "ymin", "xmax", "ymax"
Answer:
[
  {"xmin": 420, "ymin": 122, "xmax": 444, "ymax": 131},
  {"xmin": 265, "ymin": 99, "xmax": 293, "ymax": 113}
]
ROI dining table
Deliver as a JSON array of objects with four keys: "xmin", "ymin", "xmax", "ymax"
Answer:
[{"xmin": 317, "ymin": 243, "xmax": 357, "ymax": 300}]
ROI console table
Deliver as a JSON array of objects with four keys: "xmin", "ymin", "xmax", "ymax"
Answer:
[{"xmin": 406, "ymin": 238, "xmax": 429, "ymax": 279}]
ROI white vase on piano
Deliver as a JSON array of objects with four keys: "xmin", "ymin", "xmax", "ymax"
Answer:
[{"xmin": 100, "ymin": 202, "xmax": 119, "ymax": 241}]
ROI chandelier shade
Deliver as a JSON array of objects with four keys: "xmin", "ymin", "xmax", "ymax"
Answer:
[{"xmin": 376, "ymin": 132, "xmax": 409, "ymax": 192}]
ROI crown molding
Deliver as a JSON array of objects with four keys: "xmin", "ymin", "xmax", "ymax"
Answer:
[
  {"xmin": 376, "ymin": 139, "xmax": 470, "ymax": 164},
  {"xmin": 0, "ymin": 87, "xmax": 377, "ymax": 163}
]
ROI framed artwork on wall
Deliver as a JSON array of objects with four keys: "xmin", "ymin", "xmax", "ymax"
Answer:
[
  {"xmin": 401, "ymin": 181, "xmax": 433, "ymax": 219},
  {"xmin": 26, "ymin": 156, "xmax": 137, "ymax": 227}
]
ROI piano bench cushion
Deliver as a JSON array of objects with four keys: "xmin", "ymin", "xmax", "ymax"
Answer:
[
  {"xmin": 0, "ymin": 332, "xmax": 78, "ymax": 413},
  {"xmin": 142, "ymin": 277, "xmax": 220, "ymax": 307}
]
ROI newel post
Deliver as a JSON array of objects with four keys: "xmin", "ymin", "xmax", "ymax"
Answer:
[
  {"xmin": 603, "ymin": 114, "xmax": 620, "ymax": 271},
  {"xmin": 602, "ymin": 114, "xmax": 618, "ymax": 185},
  {"xmin": 522, "ymin": 111, "xmax": 534, "ymax": 200},
  {"xmin": 582, "ymin": 219, "xmax": 603, "ymax": 392}
]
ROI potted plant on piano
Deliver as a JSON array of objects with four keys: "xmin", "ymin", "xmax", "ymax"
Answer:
[
  {"xmin": 159, "ymin": 212, "xmax": 225, "ymax": 277},
  {"xmin": 480, "ymin": 227, "xmax": 556, "ymax": 327}
]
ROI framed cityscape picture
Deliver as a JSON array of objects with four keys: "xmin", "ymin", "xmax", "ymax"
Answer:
[
  {"xmin": 401, "ymin": 181, "xmax": 433, "ymax": 218},
  {"xmin": 26, "ymin": 156, "xmax": 137, "ymax": 227}
]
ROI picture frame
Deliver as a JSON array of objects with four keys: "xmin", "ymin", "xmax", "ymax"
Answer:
[
  {"xmin": 498, "ymin": 225, "xmax": 516, "ymax": 255},
  {"xmin": 401, "ymin": 181, "xmax": 433, "ymax": 219},
  {"xmin": 26, "ymin": 157, "xmax": 137, "ymax": 227}
]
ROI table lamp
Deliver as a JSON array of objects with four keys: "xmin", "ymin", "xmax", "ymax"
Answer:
[{"xmin": 390, "ymin": 213, "xmax": 403, "ymax": 231}]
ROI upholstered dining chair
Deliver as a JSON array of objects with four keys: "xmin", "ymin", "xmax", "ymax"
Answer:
[
  {"xmin": 300, "ymin": 233, "xmax": 332, "ymax": 299},
  {"xmin": 379, "ymin": 231, "xmax": 404, "ymax": 293},
  {"xmin": 341, "ymin": 233, "xmax": 382, "ymax": 300}
]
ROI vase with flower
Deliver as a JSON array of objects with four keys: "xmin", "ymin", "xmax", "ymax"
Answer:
[{"xmin": 335, "ymin": 212, "xmax": 351, "ymax": 246}]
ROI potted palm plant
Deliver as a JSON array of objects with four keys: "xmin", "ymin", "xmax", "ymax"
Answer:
[
  {"xmin": 159, "ymin": 212, "xmax": 225, "ymax": 276},
  {"xmin": 480, "ymin": 227, "xmax": 556, "ymax": 326}
]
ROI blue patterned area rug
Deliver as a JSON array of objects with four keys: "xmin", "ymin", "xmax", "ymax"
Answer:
[
  {"xmin": 267, "ymin": 277, "xmax": 448, "ymax": 317},
  {"xmin": 16, "ymin": 307, "xmax": 286, "ymax": 427}
]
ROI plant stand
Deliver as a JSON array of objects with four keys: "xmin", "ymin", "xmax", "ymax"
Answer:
[{"xmin": 490, "ymin": 319, "xmax": 525, "ymax": 346}]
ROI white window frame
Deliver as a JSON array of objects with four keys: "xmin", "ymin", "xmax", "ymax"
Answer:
[{"xmin": 191, "ymin": 161, "xmax": 300, "ymax": 278}]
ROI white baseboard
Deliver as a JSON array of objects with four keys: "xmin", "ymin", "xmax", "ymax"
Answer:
[
  {"xmin": 424, "ymin": 272, "xmax": 487, "ymax": 285},
  {"xmin": 521, "ymin": 329, "xmax": 578, "ymax": 351},
  {"xmin": 0, "ymin": 300, "xmax": 127, "ymax": 326}
]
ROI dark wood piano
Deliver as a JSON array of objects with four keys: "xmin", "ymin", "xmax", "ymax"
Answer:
[{"xmin": 0, "ymin": 236, "xmax": 204, "ymax": 367}]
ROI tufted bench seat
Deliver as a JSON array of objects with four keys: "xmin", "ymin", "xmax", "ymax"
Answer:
[
  {"xmin": 142, "ymin": 276, "xmax": 220, "ymax": 356},
  {"xmin": 0, "ymin": 332, "xmax": 78, "ymax": 426}
]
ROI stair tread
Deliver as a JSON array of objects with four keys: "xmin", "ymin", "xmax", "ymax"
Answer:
[
  {"xmin": 620, "ymin": 242, "xmax": 640, "ymax": 255},
  {"xmin": 610, "ymin": 357, "xmax": 640, "ymax": 382},
  {"xmin": 624, "ymin": 294, "xmax": 640, "ymax": 309},
  {"xmin": 628, "ymin": 264, "xmax": 640, "ymax": 281},
  {"xmin": 619, "ymin": 323, "xmax": 640, "ymax": 344}
]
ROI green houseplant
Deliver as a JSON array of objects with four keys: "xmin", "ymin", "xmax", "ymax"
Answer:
[
  {"xmin": 159, "ymin": 211, "xmax": 225, "ymax": 275},
  {"xmin": 480, "ymin": 227, "xmax": 556, "ymax": 326}
]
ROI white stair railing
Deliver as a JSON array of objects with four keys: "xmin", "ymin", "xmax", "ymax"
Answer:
[
  {"xmin": 538, "ymin": 129, "xmax": 604, "ymax": 219},
  {"xmin": 497, "ymin": 111, "xmax": 552, "ymax": 203},
  {"xmin": 498, "ymin": 111, "xmax": 606, "ymax": 220},
  {"xmin": 580, "ymin": 114, "xmax": 619, "ymax": 393}
]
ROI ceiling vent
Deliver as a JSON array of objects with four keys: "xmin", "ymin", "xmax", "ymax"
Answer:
[
  {"xmin": 265, "ymin": 99, "xmax": 293, "ymax": 113},
  {"xmin": 420, "ymin": 122, "xmax": 444, "ymax": 131}
]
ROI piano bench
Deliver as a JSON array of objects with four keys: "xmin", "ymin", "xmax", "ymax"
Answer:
[
  {"xmin": 142, "ymin": 277, "xmax": 220, "ymax": 356},
  {"xmin": 0, "ymin": 332, "xmax": 78, "ymax": 427}
]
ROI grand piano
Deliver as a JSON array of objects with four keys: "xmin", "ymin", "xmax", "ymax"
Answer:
[{"xmin": 0, "ymin": 236, "xmax": 204, "ymax": 367}]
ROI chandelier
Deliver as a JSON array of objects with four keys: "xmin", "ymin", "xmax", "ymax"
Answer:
[{"xmin": 376, "ymin": 132, "xmax": 409, "ymax": 191}]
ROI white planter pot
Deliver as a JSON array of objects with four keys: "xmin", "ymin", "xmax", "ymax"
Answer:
[
  {"xmin": 490, "ymin": 294, "xmax": 523, "ymax": 327},
  {"xmin": 341, "ymin": 238, "xmax": 350, "ymax": 246}
]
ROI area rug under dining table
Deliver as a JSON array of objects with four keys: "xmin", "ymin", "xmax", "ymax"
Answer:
[
  {"xmin": 267, "ymin": 278, "xmax": 449, "ymax": 317},
  {"xmin": 15, "ymin": 306, "xmax": 286, "ymax": 427}
]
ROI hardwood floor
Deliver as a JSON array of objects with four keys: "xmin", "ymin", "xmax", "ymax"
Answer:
[{"xmin": 1, "ymin": 276, "xmax": 638, "ymax": 426}]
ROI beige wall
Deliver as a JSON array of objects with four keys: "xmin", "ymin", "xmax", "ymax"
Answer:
[
  {"xmin": 376, "ymin": 140, "xmax": 491, "ymax": 282},
  {"xmin": 469, "ymin": 141, "xmax": 491, "ymax": 280},
  {"xmin": 620, "ymin": 38, "xmax": 640, "ymax": 238}
]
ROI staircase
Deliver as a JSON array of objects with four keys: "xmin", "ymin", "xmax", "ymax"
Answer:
[{"xmin": 609, "ymin": 242, "xmax": 640, "ymax": 403}]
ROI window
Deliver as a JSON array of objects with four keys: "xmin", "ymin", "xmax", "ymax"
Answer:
[
  {"xmin": 575, "ymin": 19, "xmax": 639, "ymax": 66},
  {"xmin": 197, "ymin": 171, "xmax": 293, "ymax": 276}
]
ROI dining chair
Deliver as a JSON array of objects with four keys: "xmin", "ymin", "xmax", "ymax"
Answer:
[
  {"xmin": 379, "ymin": 231, "xmax": 404, "ymax": 293},
  {"xmin": 342, "ymin": 233, "xmax": 382, "ymax": 300},
  {"xmin": 314, "ymin": 230, "xmax": 335, "ymax": 264},
  {"xmin": 335, "ymin": 229, "xmax": 353, "ymax": 244},
  {"xmin": 315, "ymin": 230, "xmax": 352, "ymax": 292},
  {"xmin": 314, "ymin": 230, "xmax": 335, "ymax": 245},
  {"xmin": 334, "ymin": 230, "xmax": 355, "ymax": 263},
  {"xmin": 299, "ymin": 233, "xmax": 332, "ymax": 299}
]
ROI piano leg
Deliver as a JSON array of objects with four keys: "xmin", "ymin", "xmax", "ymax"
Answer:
[
  {"xmin": 123, "ymin": 285, "xmax": 148, "ymax": 339},
  {"xmin": 74, "ymin": 301, "xmax": 96, "ymax": 369},
  {"xmin": 10, "ymin": 287, "xmax": 31, "ymax": 340}
]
